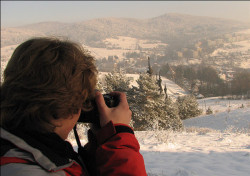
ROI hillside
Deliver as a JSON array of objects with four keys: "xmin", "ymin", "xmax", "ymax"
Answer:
[
  {"xmin": 1, "ymin": 13, "xmax": 250, "ymax": 83},
  {"xmin": 1, "ymin": 27, "xmax": 45, "ymax": 47},
  {"xmin": 184, "ymin": 97, "xmax": 250, "ymax": 132},
  {"xmin": 1, "ymin": 13, "xmax": 249, "ymax": 48}
]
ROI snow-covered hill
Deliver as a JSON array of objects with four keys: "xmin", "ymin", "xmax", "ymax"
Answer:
[
  {"xmin": 184, "ymin": 97, "xmax": 250, "ymax": 132},
  {"xmin": 197, "ymin": 97, "xmax": 249, "ymax": 113},
  {"xmin": 184, "ymin": 108, "xmax": 250, "ymax": 132},
  {"xmin": 1, "ymin": 27, "xmax": 45, "ymax": 47}
]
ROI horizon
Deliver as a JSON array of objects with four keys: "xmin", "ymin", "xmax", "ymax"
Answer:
[{"xmin": 1, "ymin": 1, "xmax": 250, "ymax": 27}]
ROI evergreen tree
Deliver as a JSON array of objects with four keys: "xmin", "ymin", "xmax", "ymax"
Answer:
[
  {"xmin": 157, "ymin": 70, "xmax": 163, "ymax": 94},
  {"xmin": 163, "ymin": 97, "xmax": 183, "ymax": 130},
  {"xmin": 176, "ymin": 95, "xmax": 202, "ymax": 120},
  {"xmin": 130, "ymin": 73, "xmax": 182, "ymax": 130},
  {"xmin": 206, "ymin": 107, "xmax": 213, "ymax": 115},
  {"xmin": 164, "ymin": 84, "xmax": 168, "ymax": 99},
  {"xmin": 147, "ymin": 57, "xmax": 153, "ymax": 76},
  {"xmin": 104, "ymin": 70, "xmax": 130, "ymax": 93},
  {"xmin": 130, "ymin": 73, "xmax": 160, "ymax": 130},
  {"xmin": 96, "ymin": 80, "xmax": 105, "ymax": 94}
]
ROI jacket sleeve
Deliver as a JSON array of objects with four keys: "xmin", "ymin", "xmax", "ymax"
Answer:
[{"xmin": 94, "ymin": 121, "xmax": 147, "ymax": 176}]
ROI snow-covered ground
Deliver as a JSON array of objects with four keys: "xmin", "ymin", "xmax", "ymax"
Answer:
[
  {"xmin": 103, "ymin": 36, "xmax": 167, "ymax": 50},
  {"xmin": 69, "ymin": 98, "xmax": 250, "ymax": 176},
  {"xmin": 211, "ymin": 40, "xmax": 250, "ymax": 56},
  {"xmin": 185, "ymin": 97, "xmax": 250, "ymax": 132},
  {"xmin": 138, "ymin": 131, "xmax": 250, "ymax": 176},
  {"xmin": 184, "ymin": 108, "xmax": 250, "ymax": 132},
  {"xmin": 197, "ymin": 97, "xmax": 250, "ymax": 113}
]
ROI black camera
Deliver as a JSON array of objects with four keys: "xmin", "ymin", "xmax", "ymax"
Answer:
[{"xmin": 78, "ymin": 94, "xmax": 119, "ymax": 126}]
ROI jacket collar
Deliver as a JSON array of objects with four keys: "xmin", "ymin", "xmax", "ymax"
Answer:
[{"xmin": 0, "ymin": 127, "xmax": 76, "ymax": 171}]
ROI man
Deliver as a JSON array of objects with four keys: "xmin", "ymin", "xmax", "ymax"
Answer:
[{"xmin": 0, "ymin": 38, "xmax": 146, "ymax": 175}]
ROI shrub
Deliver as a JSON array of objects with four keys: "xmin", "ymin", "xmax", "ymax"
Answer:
[
  {"xmin": 206, "ymin": 107, "xmax": 213, "ymax": 115},
  {"xmin": 176, "ymin": 95, "xmax": 202, "ymax": 120}
]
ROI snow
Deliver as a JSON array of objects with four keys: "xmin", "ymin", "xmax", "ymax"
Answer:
[
  {"xmin": 236, "ymin": 29, "xmax": 250, "ymax": 35},
  {"xmin": 69, "ymin": 98, "xmax": 250, "ymax": 176},
  {"xmin": 83, "ymin": 46, "xmax": 132, "ymax": 60},
  {"xmin": 104, "ymin": 36, "xmax": 167, "ymax": 50},
  {"xmin": 240, "ymin": 58, "xmax": 250, "ymax": 69},
  {"xmin": 211, "ymin": 40, "xmax": 250, "ymax": 56},
  {"xmin": 139, "ymin": 131, "xmax": 250, "ymax": 176},
  {"xmin": 82, "ymin": 36, "xmax": 167, "ymax": 60},
  {"xmin": 184, "ymin": 108, "xmax": 250, "ymax": 132},
  {"xmin": 140, "ymin": 98, "xmax": 250, "ymax": 176},
  {"xmin": 197, "ymin": 97, "xmax": 250, "ymax": 114}
]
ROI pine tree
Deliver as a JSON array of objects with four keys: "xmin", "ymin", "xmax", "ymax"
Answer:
[
  {"xmin": 156, "ymin": 70, "xmax": 163, "ymax": 94},
  {"xmin": 96, "ymin": 80, "xmax": 104, "ymax": 94},
  {"xmin": 147, "ymin": 56, "xmax": 153, "ymax": 76},
  {"xmin": 206, "ymin": 106, "xmax": 213, "ymax": 115},
  {"xmin": 104, "ymin": 70, "xmax": 130, "ymax": 93},
  {"xmin": 164, "ymin": 84, "xmax": 168, "ymax": 99},
  {"xmin": 164, "ymin": 97, "xmax": 182, "ymax": 130},
  {"xmin": 176, "ymin": 95, "xmax": 202, "ymax": 120},
  {"xmin": 130, "ymin": 73, "xmax": 160, "ymax": 130},
  {"xmin": 131, "ymin": 73, "xmax": 182, "ymax": 130}
]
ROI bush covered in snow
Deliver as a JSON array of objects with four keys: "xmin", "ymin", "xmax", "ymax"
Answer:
[
  {"xmin": 206, "ymin": 106, "xmax": 213, "ymax": 115},
  {"xmin": 176, "ymin": 95, "xmax": 202, "ymax": 120},
  {"xmin": 104, "ymin": 70, "xmax": 131, "ymax": 92}
]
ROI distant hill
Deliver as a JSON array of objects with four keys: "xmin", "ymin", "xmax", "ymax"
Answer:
[
  {"xmin": 1, "ymin": 27, "xmax": 46, "ymax": 47},
  {"xmin": 1, "ymin": 13, "xmax": 249, "ymax": 47}
]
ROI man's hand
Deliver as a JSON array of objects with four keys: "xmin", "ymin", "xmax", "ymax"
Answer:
[{"xmin": 95, "ymin": 91, "xmax": 132, "ymax": 127}]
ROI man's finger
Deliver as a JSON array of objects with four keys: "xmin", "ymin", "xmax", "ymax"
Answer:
[
  {"xmin": 110, "ymin": 91, "xmax": 129, "ymax": 108},
  {"xmin": 95, "ymin": 92, "xmax": 108, "ymax": 111}
]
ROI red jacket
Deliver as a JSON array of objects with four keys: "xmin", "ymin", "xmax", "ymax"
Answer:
[{"xmin": 0, "ymin": 121, "xmax": 147, "ymax": 176}]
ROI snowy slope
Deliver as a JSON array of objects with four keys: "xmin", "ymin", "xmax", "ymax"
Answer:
[
  {"xmin": 184, "ymin": 108, "xmax": 250, "ymax": 132},
  {"xmin": 141, "ymin": 99, "xmax": 250, "ymax": 176},
  {"xmin": 197, "ymin": 97, "xmax": 250, "ymax": 114},
  {"xmin": 138, "ymin": 131, "xmax": 250, "ymax": 176},
  {"xmin": 184, "ymin": 97, "xmax": 250, "ymax": 132}
]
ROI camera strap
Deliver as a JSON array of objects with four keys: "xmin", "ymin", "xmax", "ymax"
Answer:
[
  {"xmin": 73, "ymin": 125, "xmax": 93, "ymax": 176},
  {"xmin": 73, "ymin": 125, "xmax": 82, "ymax": 149}
]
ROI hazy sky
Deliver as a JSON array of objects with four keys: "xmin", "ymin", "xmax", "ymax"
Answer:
[{"xmin": 1, "ymin": 1, "xmax": 250, "ymax": 27}]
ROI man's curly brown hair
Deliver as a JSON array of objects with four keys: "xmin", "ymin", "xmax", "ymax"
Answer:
[{"xmin": 0, "ymin": 37, "xmax": 97, "ymax": 132}]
